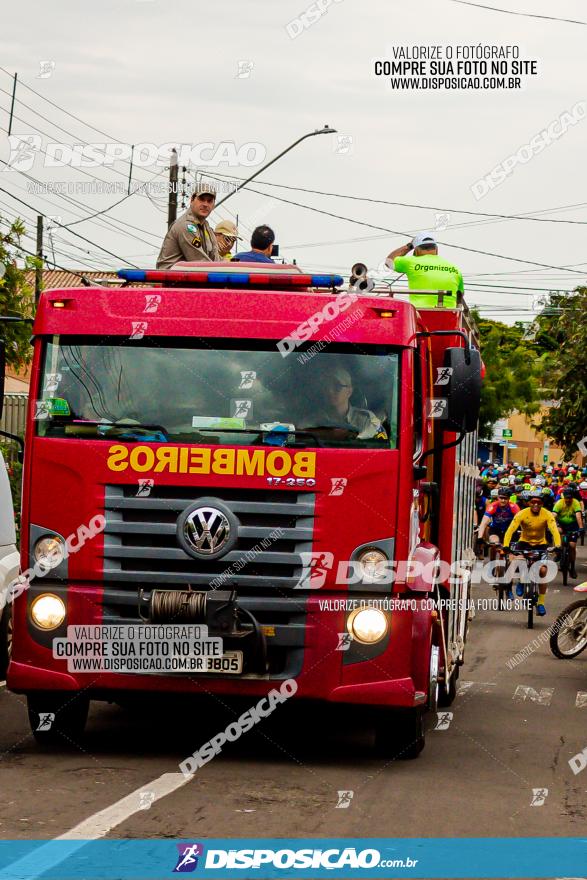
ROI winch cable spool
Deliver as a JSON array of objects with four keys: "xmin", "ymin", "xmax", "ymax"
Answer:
[
  {"xmin": 149, "ymin": 589, "xmax": 207, "ymax": 623},
  {"xmin": 139, "ymin": 588, "xmax": 268, "ymax": 672}
]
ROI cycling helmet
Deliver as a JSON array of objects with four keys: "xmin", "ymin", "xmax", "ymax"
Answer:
[
  {"xmin": 534, "ymin": 477, "xmax": 545, "ymax": 486},
  {"xmin": 490, "ymin": 488, "xmax": 499, "ymax": 498},
  {"xmin": 562, "ymin": 487, "xmax": 574, "ymax": 497},
  {"xmin": 529, "ymin": 490, "xmax": 543, "ymax": 501},
  {"xmin": 580, "ymin": 481, "xmax": 587, "ymax": 490},
  {"xmin": 497, "ymin": 488, "xmax": 510, "ymax": 499},
  {"xmin": 499, "ymin": 477, "xmax": 510, "ymax": 486}
]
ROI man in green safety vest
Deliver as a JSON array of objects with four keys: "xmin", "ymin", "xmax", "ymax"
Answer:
[{"xmin": 385, "ymin": 231, "xmax": 464, "ymax": 308}]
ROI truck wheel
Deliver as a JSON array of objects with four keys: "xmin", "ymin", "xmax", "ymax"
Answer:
[
  {"xmin": 438, "ymin": 664, "xmax": 459, "ymax": 707},
  {"xmin": 27, "ymin": 693, "xmax": 89, "ymax": 746},
  {"xmin": 0, "ymin": 604, "xmax": 11, "ymax": 680},
  {"xmin": 374, "ymin": 708, "xmax": 425, "ymax": 760}
]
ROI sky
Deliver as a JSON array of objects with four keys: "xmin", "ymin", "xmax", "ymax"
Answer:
[{"xmin": 0, "ymin": 0, "xmax": 585, "ymax": 323}]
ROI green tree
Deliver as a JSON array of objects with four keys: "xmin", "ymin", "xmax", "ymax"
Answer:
[
  {"xmin": 537, "ymin": 288, "xmax": 587, "ymax": 456},
  {"xmin": 0, "ymin": 215, "xmax": 37, "ymax": 369},
  {"xmin": 472, "ymin": 312, "xmax": 543, "ymax": 439}
]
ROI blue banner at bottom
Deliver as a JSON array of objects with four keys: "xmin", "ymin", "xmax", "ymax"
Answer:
[{"xmin": 0, "ymin": 838, "xmax": 586, "ymax": 879}]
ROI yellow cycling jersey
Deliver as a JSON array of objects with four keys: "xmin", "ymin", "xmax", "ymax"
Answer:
[{"xmin": 503, "ymin": 507, "xmax": 562, "ymax": 548}]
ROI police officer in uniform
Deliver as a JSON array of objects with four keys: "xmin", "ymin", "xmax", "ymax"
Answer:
[{"xmin": 156, "ymin": 182, "xmax": 219, "ymax": 268}]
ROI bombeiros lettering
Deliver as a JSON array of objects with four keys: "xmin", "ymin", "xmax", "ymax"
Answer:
[{"xmin": 107, "ymin": 444, "xmax": 316, "ymax": 478}]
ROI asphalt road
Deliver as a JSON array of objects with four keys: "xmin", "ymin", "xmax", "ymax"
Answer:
[{"xmin": 0, "ymin": 546, "xmax": 586, "ymax": 862}]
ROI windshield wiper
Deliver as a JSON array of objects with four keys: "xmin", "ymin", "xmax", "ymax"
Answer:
[
  {"xmin": 195, "ymin": 427, "xmax": 324, "ymax": 447},
  {"xmin": 59, "ymin": 420, "xmax": 170, "ymax": 440}
]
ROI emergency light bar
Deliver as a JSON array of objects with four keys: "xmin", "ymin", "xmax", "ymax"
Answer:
[{"xmin": 117, "ymin": 269, "xmax": 343, "ymax": 289}]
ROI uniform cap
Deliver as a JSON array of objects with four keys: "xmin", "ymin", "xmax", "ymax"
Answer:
[
  {"xmin": 192, "ymin": 181, "xmax": 217, "ymax": 198},
  {"xmin": 214, "ymin": 220, "xmax": 242, "ymax": 239}
]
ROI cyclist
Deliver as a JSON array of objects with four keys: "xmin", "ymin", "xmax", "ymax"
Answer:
[
  {"xmin": 503, "ymin": 492, "xmax": 561, "ymax": 616},
  {"xmin": 553, "ymin": 487, "xmax": 584, "ymax": 579},
  {"xmin": 478, "ymin": 488, "xmax": 520, "ymax": 600},
  {"xmin": 533, "ymin": 476, "xmax": 555, "ymax": 511}
]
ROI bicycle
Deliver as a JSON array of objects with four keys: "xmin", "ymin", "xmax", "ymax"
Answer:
[
  {"xmin": 508, "ymin": 544, "xmax": 553, "ymax": 629},
  {"xmin": 550, "ymin": 584, "xmax": 587, "ymax": 659},
  {"xmin": 487, "ymin": 542, "xmax": 510, "ymax": 610},
  {"xmin": 558, "ymin": 530, "xmax": 579, "ymax": 586}
]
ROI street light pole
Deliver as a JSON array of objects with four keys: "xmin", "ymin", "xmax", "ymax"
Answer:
[{"xmin": 214, "ymin": 125, "xmax": 336, "ymax": 209}]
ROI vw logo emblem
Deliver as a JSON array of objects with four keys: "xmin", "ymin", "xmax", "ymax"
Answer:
[{"xmin": 176, "ymin": 499, "xmax": 238, "ymax": 560}]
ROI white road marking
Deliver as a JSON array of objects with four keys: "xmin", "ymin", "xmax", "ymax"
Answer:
[
  {"xmin": 0, "ymin": 772, "xmax": 191, "ymax": 879},
  {"xmin": 576, "ymin": 691, "xmax": 587, "ymax": 709},
  {"xmin": 457, "ymin": 680, "xmax": 497, "ymax": 696},
  {"xmin": 513, "ymin": 685, "xmax": 554, "ymax": 706},
  {"xmin": 57, "ymin": 772, "xmax": 190, "ymax": 838}
]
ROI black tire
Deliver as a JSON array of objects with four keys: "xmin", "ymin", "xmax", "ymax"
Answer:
[
  {"xmin": 438, "ymin": 663, "xmax": 459, "ymax": 707},
  {"xmin": 561, "ymin": 550, "xmax": 569, "ymax": 587},
  {"xmin": 374, "ymin": 708, "xmax": 425, "ymax": 760},
  {"xmin": 550, "ymin": 601, "xmax": 587, "ymax": 659},
  {"xmin": 0, "ymin": 603, "xmax": 12, "ymax": 680},
  {"xmin": 27, "ymin": 692, "xmax": 89, "ymax": 746},
  {"xmin": 526, "ymin": 590, "xmax": 534, "ymax": 629},
  {"xmin": 497, "ymin": 585, "xmax": 509, "ymax": 610}
]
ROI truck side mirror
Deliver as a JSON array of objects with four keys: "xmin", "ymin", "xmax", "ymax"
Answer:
[
  {"xmin": 443, "ymin": 346, "xmax": 482, "ymax": 433},
  {"xmin": 0, "ymin": 339, "xmax": 5, "ymax": 423}
]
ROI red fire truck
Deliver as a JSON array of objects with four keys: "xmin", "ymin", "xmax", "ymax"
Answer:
[{"xmin": 7, "ymin": 262, "xmax": 481, "ymax": 758}]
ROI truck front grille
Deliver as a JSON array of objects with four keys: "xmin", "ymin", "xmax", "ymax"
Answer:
[{"xmin": 102, "ymin": 484, "xmax": 316, "ymax": 591}]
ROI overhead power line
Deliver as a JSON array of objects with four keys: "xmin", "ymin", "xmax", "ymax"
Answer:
[
  {"xmin": 219, "ymin": 178, "xmax": 587, "ymax": 278},
  {"xmin": 210, "ymin": 171, "xmax": 587, "ymax": 226},
  {"xmin": 0, "ymin": 66, "xmax": 135, "ymax": 145},
  {"xmin": 0, "ymin": 157, "xmax": 163, "ymax": 248},
  {"xmin": 448, "ymin": 1, "xmax": 587, "ymax": 26},
  {"xmin": 0, "ymin": 184, "xmax": 137, "ymax": 266}
]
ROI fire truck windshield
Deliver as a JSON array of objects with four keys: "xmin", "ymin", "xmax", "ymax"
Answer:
[{"xmin": 37, "ymin": 338, "xmax": 399, "ymax": 449}]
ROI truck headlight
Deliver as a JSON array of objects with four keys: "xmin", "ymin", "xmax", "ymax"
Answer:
[
  {"xmin": 33, "ymin": 535, "xmax": 65, "ymax": 570},
  {"xmin": 30, "ymin": 593, "xmax": 66, "ymax": 630},
  {"xmin": 356, "ymin": 548, "xmax": 389, "ymax": 583},
  {"xmin": 347, "ymin": 607, "xmax": 388, "ymax": 644}
]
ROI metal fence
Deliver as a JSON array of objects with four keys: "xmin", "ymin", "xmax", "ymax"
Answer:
[{"xmin": 0, "ymin": 393, "xmax": 28, "ymax": 466}]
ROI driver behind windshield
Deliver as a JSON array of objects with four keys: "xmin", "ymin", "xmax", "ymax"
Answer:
[{"xmin": 301, "ymin": 365, "xmax": 387, "ymax": 440}]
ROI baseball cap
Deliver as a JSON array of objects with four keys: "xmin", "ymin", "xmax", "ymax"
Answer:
[
  {"xmin": 214, "ymin": 220, "xmax": 242, "ymax": 239},
  {"xmin": 412, "ymin": 231, "xmax": 437, "ymax": 249},
  {"xmin": 192, "ymin": 181, "xmax": 217, "ymax": 198}
]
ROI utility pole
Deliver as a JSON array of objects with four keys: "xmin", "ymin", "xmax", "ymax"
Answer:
[
  {"xmin": 180, "ymin": 166, "xmax": 187, "ymax": 210},
  {"xmin": 7, "ymin": 73, "xmax": 17, "ymax": 137},
  {"xmin": 35, "ymin": 215, "xmax": 43, "ymax": 305},
  {"xmin": 127, "ymin": 144, "xmax": 134, "ymax": 196},
  {"xmin": 167, "ymin": 148, "xmax": 178, "ymax": 229}
]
